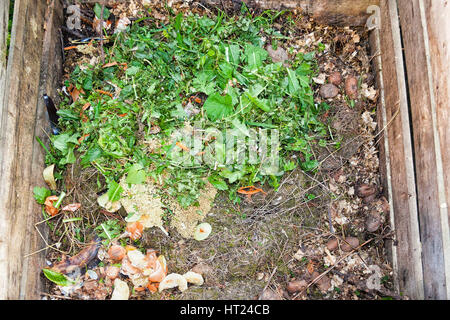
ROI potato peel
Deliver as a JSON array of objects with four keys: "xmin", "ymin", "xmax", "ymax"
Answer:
[
  {"xmin": 158, "ymin": 273, "xmax": 188, "ymax": 292},
  {"xmin": 183, "ymin": 271, "xmax": 204, "ymax": 286}
]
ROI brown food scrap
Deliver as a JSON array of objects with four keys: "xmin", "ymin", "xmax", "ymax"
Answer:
[
  {"xmin": 341, "ymin": 237, "xmax": 360, "ymax": 252},
  {"xmin": 345, "ymin": 76, "xmax": 359, "ymax": 99},
  {"xmin": 328, "ymin": 71, "xmax": 342, "ymax": 86},
  {"xmin": 48, "ymin": 237, "xmax": 101, "ymax": 274},
  {"xmin": 319, "ymin": 83, "xmax": 339, "ymax": 99},
  {"xmin": 306, "ymin": 260, "xmax": 315, "ymax": 275},
  {"xmin": 326, "ymin": 237, "xmax": 339, "ymax": 251},
  {"xmin": 365, "ymin": 211, "xmax": 382, "ymax": 232},
  {"xmin": 286, "ymin": 279, "xmax": 308, "ymax": 294},
  {"xmin": 312, "ymin": 271, "xmax": 332, "ymax": 292}
]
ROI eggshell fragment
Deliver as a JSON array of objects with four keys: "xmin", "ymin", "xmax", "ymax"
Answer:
[{"xmin": 110, "ymin": 278, "xmax": 129, "ymax": 300}]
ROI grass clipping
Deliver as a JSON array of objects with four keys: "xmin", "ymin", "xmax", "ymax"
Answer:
[{"xmin": 120, "ymin": 176, "xmax": 216, "ymax": 239}]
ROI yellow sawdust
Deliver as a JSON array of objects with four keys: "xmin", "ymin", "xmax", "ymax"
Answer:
[
  {"xmin": 119, "ymin": 176, "xmax": 164, "ymax": 229},
  {"xmin": 169, "ymin": 182, "xmax": 217, "ymax": 239}
]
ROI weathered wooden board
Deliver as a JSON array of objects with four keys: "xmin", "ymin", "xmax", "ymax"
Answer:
[
  {"xmin": 24, "ymin": 0, "xmax": 65, "ymax": 300},
  {"xmin": 0, "ymin": 0, "xmax": 51, "ymax": 300},
  {"xmin": 0, "ymin": 1, "xmax": 9, "ymax": 133},
  {"xmin": 423, "ymin": 0, "xmax": 450, "ymax": 300},
  {"xmin": 398, "ymin": 0, "xmax": 450, "ymax": 300},
  {"xmin": 375, "ymin": 0, "xmax": 424, "ymax": 299},
  {"xmin": 201, "ymin": 0, "xmax": 379, "ymax": 26}
]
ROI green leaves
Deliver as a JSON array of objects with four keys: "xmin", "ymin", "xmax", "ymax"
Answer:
[
  {"xmin": 287, "ymin": 68, "xmax": 300, "ymax": 97},
  {"xmin": 95, "ymin": 219, "xmax": 122, "ymax": 245},
  {"xmin": 52, "ymin": 133, "xmax": 79, "ymax": 154},
  {"xmin": 80, "ymin": 146, "xmax": 103, "ymax": 167},
  {"xmin": 107, "ymin": 181, "xmax": 123, "ymax": 202},
  {"xmin": 49, "ymin": 10, "xmax": 328, "ymax": 208},
  {"xmin": 42, "ymin": 269, "xmax": 75, "ymax": 287},
  {"xmin": 126, "ymin": 164, "xmax": 146, "ymax": 185},
  {"xmin": 224, "ymin": 44, "xmax": 241, "ymax": 66},
  {"xmin": 245, "ymin": 44, "xmax": 268, "ymax": 70},
  {"xmin": 93, "ymin": 3, "xmax": 110, "ymax": 20},
  {"xmin": 192, "ymin": 71, "xmax": 216, "ymax": 95},
  {"xmin": 51, "ymin": 132, "xmax": 80, "ymax": 165},
  {"xmin": 204, "ymin": 93, "xmax": 233, "ymax": 121},
  {"xmin": 33, "ymin": 187, "xmax": 51, "ymax": 205},
  {"xmin": 208, "ymin": 175, "xmax": 228, "ymax": 191}
]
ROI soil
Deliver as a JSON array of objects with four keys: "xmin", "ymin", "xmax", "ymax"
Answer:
[{"xmin": 42, "ymin": 0, "xmax": 398, "ymax": 300}]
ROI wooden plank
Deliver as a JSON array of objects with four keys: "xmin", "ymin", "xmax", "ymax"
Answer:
[
  {"xmin": 0, "ymin": 0, "xmax": 47, "ymax": 300},
  {"xmin": 200, "ymin": 0, "xmax": 379, "ymax": 26},
  {"xmin": 22, "ymin": 0, "xmax": 65, "ymax": 300},
  {"xmin": 367, "ymin": 3, "xmax": 397, "ymax": 289},
  {"xmin": 0, "ymin": 0, "xmax": 10, "ymax": 299},
  {"xmin": 398, "ymin": 0, "xmax": 450, "ymax": 299},
  {"xmin": 375, "ymin": 0, "xmax": 424, "ymax": 299},
  {"xmin": 0, "ymin": 0, "xmax": 9, "ymax": 130},
  {"xmin": 423, "ymin": 0, "xmax": 450, "ymax": 299}
]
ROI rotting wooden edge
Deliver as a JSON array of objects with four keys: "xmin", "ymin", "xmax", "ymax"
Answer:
[
  {"xmin": 0, "ymin": 0, "xmax": 47, "ymax": 300},
  {"xmin": 375, "ymin": 0, "xmax": 424, "ymax": 299},
  {"xmin": 398, "ymin": 0, "xmax": 450, "ymax": 299},
  {"xmin": 200, "ymin": 0, "xmax": 380, "ymax": 26}
]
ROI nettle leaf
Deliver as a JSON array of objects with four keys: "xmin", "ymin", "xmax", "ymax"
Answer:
[
  {"xmin": 52, "ymin": 133, "xmax": 80, "ymax": 154},
  {"xmin": 126, "ymin": 164, "xmax": 146, "ymax": 185},
  {"xmin": 224, "ymin": 44, "xmax": 241, "ymax": 66},
  {"xmin": 204, "ymin": 93, "xmax": 233, "ymax": 121},
  {"xmin": 287, "ymin": 68, "xmax": 300, "ymax": 96},
  {"xmin": 33, "ymin": 187, "xmax": 51, "ymax": 205},
  {"xmin": 244, "ymin": 92, "xmax": 270, "ymax": 112},
  {"xmin": 42, "ymin": 269, "xmax": 75, "ymax": 287},
  {"xmin": 80, "ymin": 146, "xmax": 103, "ymax": 167},
  {"xmin": 231, "ymin": 118, "xmax": 250, "ymax": 137},
  {"xmin": 219, "ymin": 62, "xmax": 234, "ymax": 81},
  {"xmin": 208, "ymin": 175, "xmax": 228, "ymax": 191},
  {"xmin": 219, "ymin": 169, "xmax": 243, "ymax": 184},
  {"xmin": 245, "ymin": 44, "xmax": 268, "ymax": 70},
  {"xmin": 107, "ymin": 180, "xmax": 123, "ymax": 202},
  {"xmin": 56, "ymin": 109, "xmax": 80, "ymax": 121},
  {"xmin": 125, "ymin": 66, "xmax": 140, "ymax": 76},
  {"xmin": 193, "ymin": 71, "xmax": 216, "ymax": 95}
]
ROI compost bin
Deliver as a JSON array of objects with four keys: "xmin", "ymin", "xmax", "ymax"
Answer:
[{"xmin": 0, "ymin": 0, "xmax": 449, "ymax": 300}]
